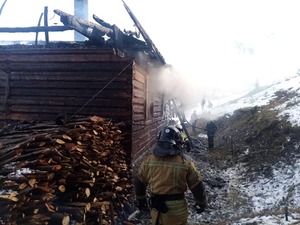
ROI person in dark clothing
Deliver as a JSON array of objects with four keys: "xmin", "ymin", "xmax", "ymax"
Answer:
[
  {"xmin": 201, "ymin": 98, "xmax": 206, "ymax": 111},
  {"xmin": 205, "ymin": 121, "xmax": 217, "ymax": 149}
]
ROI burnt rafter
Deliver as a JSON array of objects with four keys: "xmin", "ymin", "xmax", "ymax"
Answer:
[
  {"xmin": 0, "ymin": 4, "xmax": 165, "ymax": 65},
  {"xmin": 54, "ymin": 9, "xmax": 113, "ymax": 45},
  {"xmin": 92, "ymin": 14, "xmax": 146, "ymax": 49},
  {"xmin": 92, "ymin": 14, "xmax": 114, "ymax": 30},
  {"xmin": 54, "ymin": 9, "xmax": 149, "ymax": 57},
  {"xmin": 122, "ymin": 0, "xmax": 166, "ymax": 65}
]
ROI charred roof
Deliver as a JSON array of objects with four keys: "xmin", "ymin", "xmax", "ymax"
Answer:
[{"xmin": 0, "ymin": 1, "xmax": 166, "ymax": 66}]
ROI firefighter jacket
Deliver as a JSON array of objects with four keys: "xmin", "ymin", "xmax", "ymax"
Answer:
[
  {"xmin": 135, "ymin": 153, "xmax": 206, "ymax": 205},
  {"xmin": 134, "ymin": 153, "xmax": 207, "ymax": 225}
]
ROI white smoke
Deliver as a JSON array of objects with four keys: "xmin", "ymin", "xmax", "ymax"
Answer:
[{"xmin": 149, "ymin": 65, "xmax": 205, "ymax": 111}]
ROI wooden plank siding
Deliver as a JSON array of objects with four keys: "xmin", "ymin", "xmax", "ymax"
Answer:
[
  {"xmin": 0, "ymin": 46, "xmax": 167, "ymax": 162},
  {"xmin": 0, "ymin": 48, "xmax": 133, "ymax": 123},
  {"xmin": 131, "ymin": 63, "xmax": 167, "ymax": 161}
]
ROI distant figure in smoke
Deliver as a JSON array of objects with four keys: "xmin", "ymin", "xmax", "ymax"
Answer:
[
  {"xmin": 205, "ymin": 121, "xmax": 217, "ymax": 149},
  {"xmin": 201, "ymin": 98, "xmax": 206, "ymax": 111},
  {"xmin": 207, "ymin": 101, "xmax": 213, "ymax": 109},
  {"xmin": 190, "ymin": 110, "xmax": 197, "ymax": 133}
]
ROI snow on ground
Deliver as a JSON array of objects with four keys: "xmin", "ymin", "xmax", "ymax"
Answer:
[
  {"xmin": 226, "ymin": 159, "xmax": 300, "ymax": 213},
  {"xmin": 233, "ymin": 214, "xmax": 300, "ymax": 225},
  {"xmin": 205, "ymin": 75, "xmax": 300, "ymax": 127},
  {"xmin": 228, "ymin": 160, "xmax": 300, "ymax": 224},
  {"xmin": 224, "ymin": 76, "xmax": 300, "ymax": 224},
  {"xmin": 247, "ymin": 160, "xmax": 300, "ymax": 211},
  {"xmin": 187, "ymin": 75, "xmax": 300, "ymax": 224},
  {"xmin": 188, "ymin": 160, "xmax": 300, "ymax": 225}
]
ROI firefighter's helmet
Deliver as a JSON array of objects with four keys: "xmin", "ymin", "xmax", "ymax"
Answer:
[
  {"xmin": 158, "ymin": 125, "xmax": 183, "ymax": 145},
  {"xmin": 153, "ymin": 125, "xmax": 184, "ymax": 156}
]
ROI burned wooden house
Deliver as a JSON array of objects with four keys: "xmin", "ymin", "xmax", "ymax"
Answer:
[{"xmin": 0, "ymin": 2, "xmax": 170, "ymax": 163}]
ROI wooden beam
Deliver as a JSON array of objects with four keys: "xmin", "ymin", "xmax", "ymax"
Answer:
[
  {"xmin": 44, "ymin": 6, "xmax": 49, "ymax": 45},
  {"xmin": 54, "ymin": 9, "xmax": 113, "ymax": 44},
  {"xmin": 0, "ymin": 26, "xmax": 72, "ymax": 33},
  {"xmin": 122, "ymin": 0, "xmax": 166, "ymax": 64},
  {"xmin": 35, "ymin": 13, "xmax": 44, "ymax": 45}
]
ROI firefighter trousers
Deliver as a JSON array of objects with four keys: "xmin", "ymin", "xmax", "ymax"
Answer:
[{"xmin": 150, "ymin": 199, "xmax": 188, "ymax": 225}]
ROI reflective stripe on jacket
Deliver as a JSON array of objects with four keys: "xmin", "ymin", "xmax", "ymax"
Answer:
[{"xmin": 137, "ymin": 154, "xmax": 202, "ymax": 195}]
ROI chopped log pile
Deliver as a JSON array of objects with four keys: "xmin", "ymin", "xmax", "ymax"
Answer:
[{"xmin": 0, "ymin": 115, "xmax": 134, "ymax": 225}]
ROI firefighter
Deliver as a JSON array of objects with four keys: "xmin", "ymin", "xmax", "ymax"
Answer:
[
  {"xmin": 167, "ymin": 120, "xmax": 191, "ymax": 152},
  {"xmin": 205, "ymin": 121, "xmax": 217, "ymax": 149},
  {"xmin": 133, "ymin": 125, "xmax": 207, "ymax": 225},
  {"xmin": 175, "ymin": 123, "xmax": 191, "ymax": 152}
]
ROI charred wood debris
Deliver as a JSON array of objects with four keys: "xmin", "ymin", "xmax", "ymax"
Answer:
[
  {"xmin": 0, "ymin": 115, "xmax": 135, "ymax": 225},
  {"xmin": 0, "ymin": 5, "xmax": 165, "ymax": 64},
  {"xmin": 53, "ymin": 6, "xmax": 165, "ymax": 64}
]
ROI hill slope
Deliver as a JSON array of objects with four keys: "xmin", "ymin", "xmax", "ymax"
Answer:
[{"xmin": 188, "ymin": 75, "xmax": 300, "ymax": 224}]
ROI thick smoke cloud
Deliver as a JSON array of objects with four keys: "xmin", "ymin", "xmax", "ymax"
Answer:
[{"xmin": 148, "ymin": 65, "xmax": 205, "ymax": 111}]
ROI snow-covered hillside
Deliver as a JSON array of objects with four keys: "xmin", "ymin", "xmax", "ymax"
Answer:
[
  {"xmin": 188, "ymin": 75, "xmax": 300, "ymax": 225},
  {"xmin": 209, "ymin": 75, "xmax": 300, "ymax": 126}
]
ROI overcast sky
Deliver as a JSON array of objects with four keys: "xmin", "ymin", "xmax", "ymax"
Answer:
[{"xmin": 1, "ymin": 0, "xmax": 300, "ymax": 102}]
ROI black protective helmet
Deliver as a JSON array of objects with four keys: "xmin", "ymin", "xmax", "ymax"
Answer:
[
  {"xmin": 154, "ymin": 125, "xmax": 183, "ymax": 156},
  {"xmin": 158, "ymin": 125, "xmax": 182, "ymax": 145}
]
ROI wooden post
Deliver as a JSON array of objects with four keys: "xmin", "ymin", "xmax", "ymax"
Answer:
[
  {"xmin": 35, "ymin": 12, "xmax": 44, "ymax": 45},
  {"xmin": 0, "ymin": 26, "xmax": 72, "ymax": 33},
  {"xmin": 44, "ymin": 6, "xmax": 49, "ymax": 45}
]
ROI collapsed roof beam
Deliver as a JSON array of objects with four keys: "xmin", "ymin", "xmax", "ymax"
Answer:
[{"xmin": 122, "ymin": 0, "xmax": 166, "ymax": 65}]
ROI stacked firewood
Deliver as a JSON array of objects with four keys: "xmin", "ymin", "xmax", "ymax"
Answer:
[{"xmin": 0, "ymin": 116, "xmax": 133, "ymax": 225}]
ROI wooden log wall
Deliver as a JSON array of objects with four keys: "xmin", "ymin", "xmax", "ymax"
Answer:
[
  {"xmin": 0, "ymin": 46, "xmax": 168, "ymax": 163},
  {"xmin": 131, "ymin": 63, "xmax": 166, "ymax": 161},
  {"xmin": 0, "ymin": 48, "xmax": 133, "ymax": 124}
]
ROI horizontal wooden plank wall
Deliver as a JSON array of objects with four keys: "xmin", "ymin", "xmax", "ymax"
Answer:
[
  {"xmin": 0, "ymin": 48, "xmax": 133, "ymax": 123},
  {"xmin": 0, "ymin": 46, "xmax": 168, "ymax": 163},
  {"xmin": 131, "ymin": 63, "xmax": 167, "ymax": 161}
]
